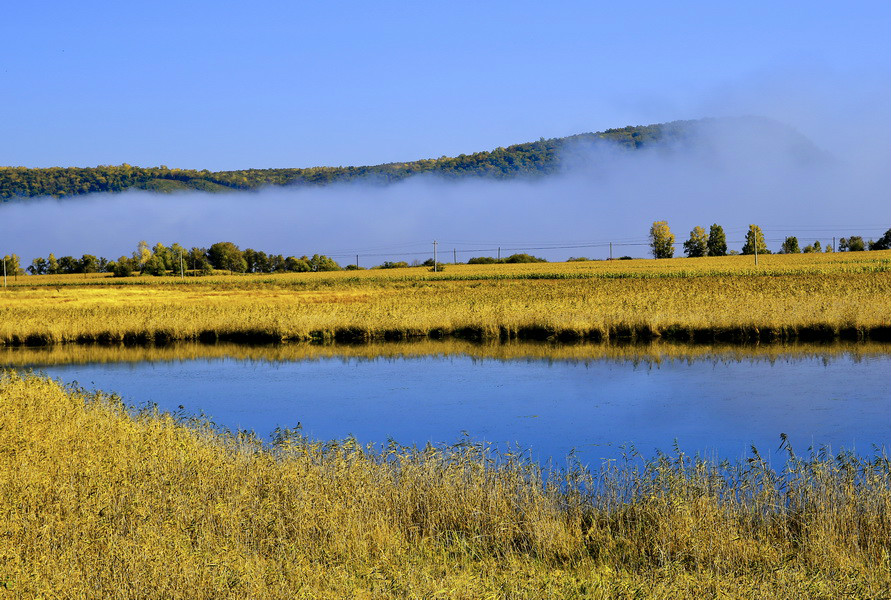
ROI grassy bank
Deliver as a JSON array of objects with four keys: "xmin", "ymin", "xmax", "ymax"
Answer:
[
  {"xmin": 1, "ymin": 372, "xmax": 888, "ymax": 598},
  {"xmin": 1, "ymin": 252, "xmax": 889, "ymax": 346}
]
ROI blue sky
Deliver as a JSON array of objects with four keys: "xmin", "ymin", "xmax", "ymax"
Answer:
[
  {"xmin": 3, "ymin": 1, "xmax": 889, "ymax": 171},
  {"xmin": 1, "ymin": 1, "xmax": 889, "ymax": 262}
]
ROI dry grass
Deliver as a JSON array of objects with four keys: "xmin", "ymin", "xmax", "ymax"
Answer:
[
  {"xmin": 1, "ymin": 251, "xmax": 889, "ymax": 347},
  {"xmin": 1, "ymin": 371, "xmax": 889, "ymax": 598}
]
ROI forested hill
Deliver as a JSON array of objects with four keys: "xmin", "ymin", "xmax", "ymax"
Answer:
[{"xmin": 0, "ymin": 118, "xmax": 817, "ymax": 199}]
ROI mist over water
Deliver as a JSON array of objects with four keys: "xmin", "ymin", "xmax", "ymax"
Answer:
[{"xmin": 5, "ymin": 108, "xmax": 890, "ymax": 266}]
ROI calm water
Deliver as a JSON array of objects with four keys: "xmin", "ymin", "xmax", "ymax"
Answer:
[{"xmin": 15, "ymin": 347, "xmax": 890, "ymax": 464}]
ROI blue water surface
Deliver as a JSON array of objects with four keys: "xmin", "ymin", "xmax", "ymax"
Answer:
[{"xmin": 26, "ymin": 353, "xmax": 891, "ymax": 464}]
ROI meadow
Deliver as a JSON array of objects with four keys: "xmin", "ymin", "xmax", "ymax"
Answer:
[
  {"xmin": 1, "ymin": 371, "xmax": 888, "ymax": 599},
  {"xmin": 1, "ymin": 251, "xmax": 890, "ymax": 347}
]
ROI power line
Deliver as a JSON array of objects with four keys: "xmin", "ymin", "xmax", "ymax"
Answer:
[{"xmin": 309, "ymin": 225, "xmax": 890, "ymax": 260}]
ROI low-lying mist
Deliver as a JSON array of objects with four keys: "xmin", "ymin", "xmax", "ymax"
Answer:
[{"xmin": 4, "ymin": 115, "xmax": 889, "ymax": 267}]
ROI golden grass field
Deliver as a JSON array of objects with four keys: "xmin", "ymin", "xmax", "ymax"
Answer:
[
  {"xmin": 2, "ymin": 252, "xmax": 890, "ymax": 598},
  {"xmin": 2, "ymin": 371, "xmax": 889, "ymax": 599},
  {"xmin": 1, "ymin": 251, "xmax": 890, "ymax": 346}
]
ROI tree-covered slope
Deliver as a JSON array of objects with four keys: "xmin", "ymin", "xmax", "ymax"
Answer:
[{"xmin": 0, "ymin": 117, "xmax": 820, "ymax": 199}]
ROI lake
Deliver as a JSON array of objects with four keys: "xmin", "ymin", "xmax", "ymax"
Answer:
[{"xmin": 5, "ymin": 342, "xmax": 889, "ymax": 464}]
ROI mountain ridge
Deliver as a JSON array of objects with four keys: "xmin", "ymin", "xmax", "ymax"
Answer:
[{"xmin": 0, "ymin": 116, "xmax": 822, "ymax": 199}]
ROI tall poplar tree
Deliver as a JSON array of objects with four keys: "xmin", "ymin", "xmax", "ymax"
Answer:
[
  {"xmin": 706, "ymin": 224, "xmax": 727, "ymax": 256},
  {"xmin": 742, "ymin": 225, "xmax": 769, "ymax": 255},
  {"xmin": 683, "ymin": 226, "xmax": 708, "ymax": 257},
  {"xmin": 649, "ymin": 221, "xmax": 675, "ymax": 259}
]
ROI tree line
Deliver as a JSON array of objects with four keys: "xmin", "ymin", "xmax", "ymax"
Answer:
[
  {"xmin": 0, "ymin": 122, "xmax": 696, "ymax": 199},
  {"xmin": 12, "ymin": 242, "xmax": 554, "ymax": 278},
  {"xmin": 19, "ymin": 242, "xmax": 343, "ymax": 278},
  {"xmin": 6, "ymin": 224, "xmax": 887, "ymax": 278},
  {"xmin": 649, "ymin": 223, "xmax": 891, "ymax": 258}
]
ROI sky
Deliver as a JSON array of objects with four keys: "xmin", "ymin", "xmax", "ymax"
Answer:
[{"xmin": 1, "ymin": 1, "xmax": 889, "ymax": 263}]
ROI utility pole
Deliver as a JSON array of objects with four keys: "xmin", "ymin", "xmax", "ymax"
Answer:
[
  {"xmin": 356, "ymin": 255, "xmax": 359, "ymax": 269},
  {"xmin": 609, "ymin": 242, "xmax": 613, "ymax": 260},
  {"xmin": 433, "ymin": 240, "xmax": 438, "ymax": 272},
  {"xmin": 180, "ymin": 251, "xmax": 185, "ymax": 279},
  {"xmin": 754, "ymin": 238, "xmax": 758, "ymax": 266},
  {"xmin": 497, "ymin": 246, "xmax": 501, "ymax": 260},
  {"xmin": 453, "ymin": 248, "xmax": 457, "ymax": 265},
  {"xmin": 832, "ymin": 236, "xmax": 836, "ymax": 252}
]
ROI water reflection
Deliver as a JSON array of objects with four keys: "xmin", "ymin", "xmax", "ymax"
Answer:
[{"xmin": 2, "ymin": 339, "xmax": 890, "ymax": 367}]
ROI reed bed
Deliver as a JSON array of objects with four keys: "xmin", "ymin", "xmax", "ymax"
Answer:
[
  {"xmin": 1, "ymin": 252, "xmax": 889, "ymax": 346},
  {"xmin": 1, "ymin": 372, "xmax": 888, "ymax": 599}
]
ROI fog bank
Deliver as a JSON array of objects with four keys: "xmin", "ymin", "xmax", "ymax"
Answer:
[{"xmin": 3, "ymin": 108, "xmax": 889, "ymax": 267}]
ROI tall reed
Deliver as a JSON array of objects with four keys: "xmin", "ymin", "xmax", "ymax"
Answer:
[{"xmin": 1, "ymin": 372, "xmax": 888, "ymax": 598}]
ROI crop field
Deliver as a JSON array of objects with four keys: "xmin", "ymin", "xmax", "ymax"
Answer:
[
  {"xmin": 1, "ymin": 251, "xmax": 889, "ymax": 346},
  {"xmin": 1, "ymin": 372, "xmax": 888, "ymax": 599}
]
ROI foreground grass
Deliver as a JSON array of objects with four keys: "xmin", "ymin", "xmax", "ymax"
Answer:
[
  {"xmin": 1, "ymin": 372, "xmax": 889, "ymax": 599},
  {"xmin": 1, "ymin": 251, "xmax": 890, "ymax": 346}
]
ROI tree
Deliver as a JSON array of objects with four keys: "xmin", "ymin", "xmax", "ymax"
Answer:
[
  {"xmin": 840, "ymin": 236, "xmax": 865, "ymax": 252},
  {"xmin": 207, "ymin": 242, "xmax": 247, "ymax": 273},
  {"xmin": 683, "ymin": 226, "xmax": 708, "ymax": 257},
  {"xmin": 152, "ymin": 242, "xmax": 173, "ymax": 270},
  {"xmin": 28, "ymin": 257, "xmax": 48, "ymax": 275},
  {"xmin": 112, "ymin": 256, "xmax": 134, "ymax": 277},
  {"xmin": 284, "ymin": 256, "xmax": 311, "ymax": 272},
  {"xmin": 142, "ymin": 255, "xmax": 167, "ymax": 276},
  {"xmin": 47, "ymin": 253, "xmax": 60, "ymax": 275},
  {"xmin": 135, "ymin": 240, "xmax": 152, "ymax": 272},
  {"xmin": 80, "ymin": 254, "xmax": 100, "ymax": 274},
  {"xmin": 649, "ymin": 221, "xmax": 675, "ymax": 259},
  {"xmin": 802, "ymin": 240, "xmax": 821, "ymax": 253},
  {"xmin": 503, "ymin": 253, "xmax": 547, "ymax": 263},
  {"xmin": 742, "ymin": 225, "xmax": 769, "ymax": 255},
  {"xmin": 781, "ymin": 236, "xmax": 800, "ymax": 254},
  {"xmin": 869, "ymin": 228, "xmax": 891, "ymax": 251},
  {"xmin": 58, "ymin": 256, "xmax": 80, "ymax": 274},
  {"xmin": 169, "ymin": 243, "xmax": 187, "ymax": 275},
  {"xmin": 188, "ymin": 247, "xmax": 212, "ymax": 274},
  {"xmin": 243, "ymin": 248, "xmax": 271, "ymax": 273},
  {"xmin": 707, "ymin": 224, "xmax": 727, "ymax": 257},
  {"xmin": 308, "ymin": 254, "xmax": 341, "ymax": 272},
  {"xmin": 268, "ymin": 254, "xmax": 287, "ymax": 272},
  {"xmin": 1, "ymin": 255, "xmax": 22, "ymax": 277}
]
